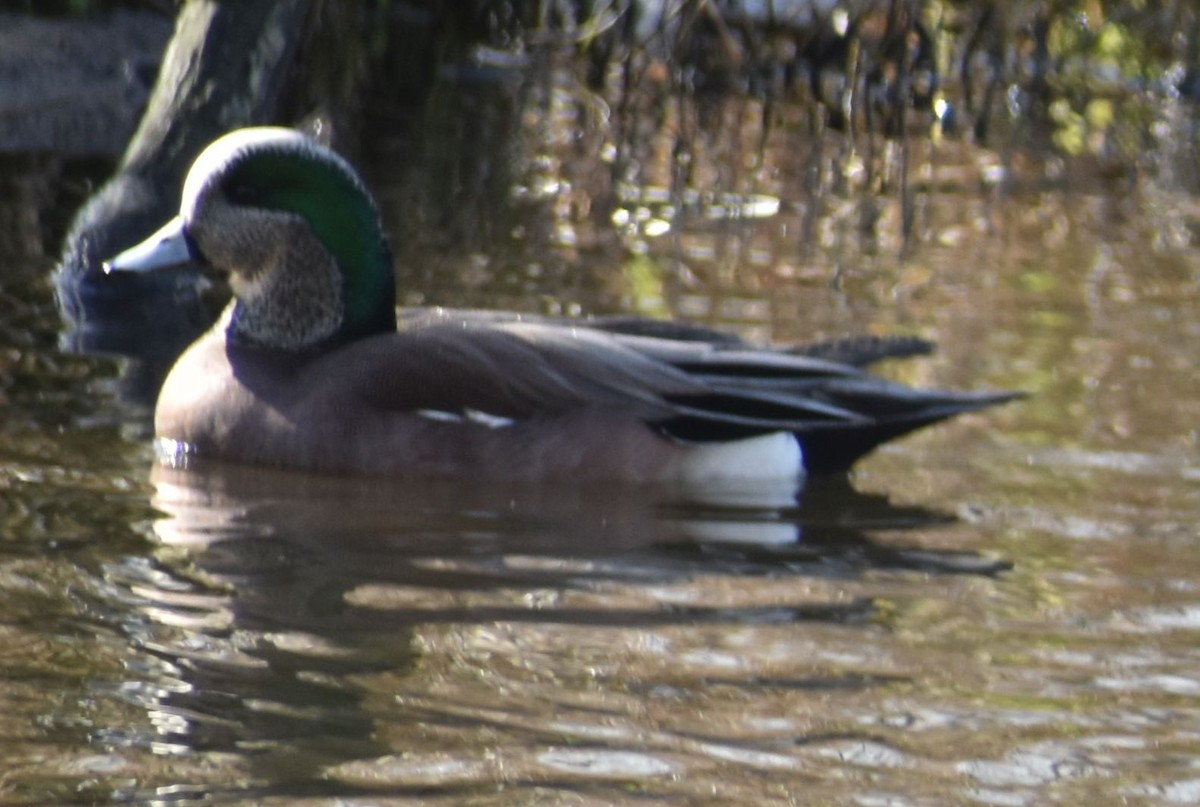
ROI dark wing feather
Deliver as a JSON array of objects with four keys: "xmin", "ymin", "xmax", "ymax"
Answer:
[
  {"xmin": 352, "ymin": 321, "xmax": 705, "ymax": 422},
  {"xmin": 791, "ymin": 334, "xmax": 935, "ymax": 367}
]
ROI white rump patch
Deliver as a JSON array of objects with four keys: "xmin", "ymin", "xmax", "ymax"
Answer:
[{"xmin": 676, "ymin": 432, "xmax": 803, "ymax": 485}]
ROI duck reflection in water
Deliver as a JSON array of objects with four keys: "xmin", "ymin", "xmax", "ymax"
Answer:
[{"xmin": 94, "ymin": 458, "xmax": 1006, "ymax": 800}]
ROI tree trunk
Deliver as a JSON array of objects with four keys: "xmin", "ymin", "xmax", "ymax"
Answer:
[{"xmin": 60, "ymin": 0, "xmax": 313, "ymax": 272}]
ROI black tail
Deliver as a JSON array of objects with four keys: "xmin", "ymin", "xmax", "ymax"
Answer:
[{"xmin": 793, "ymin": 390, "xmax": 1024, "ymax": 473}]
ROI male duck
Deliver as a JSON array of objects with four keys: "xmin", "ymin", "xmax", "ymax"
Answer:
[{"xmin": 105, "ymin": 127, "xmax": 1017, "ymax": 483}]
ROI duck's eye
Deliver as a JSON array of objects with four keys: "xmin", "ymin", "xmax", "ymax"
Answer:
[{"xmin": 226, "ymin": 182, "xmax": 262, "ymax": 205}]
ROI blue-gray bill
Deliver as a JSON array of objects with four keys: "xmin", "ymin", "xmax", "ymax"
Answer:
[{"xmin": 103, "ymin": 216, "xmax": 194, "ymax": 274}]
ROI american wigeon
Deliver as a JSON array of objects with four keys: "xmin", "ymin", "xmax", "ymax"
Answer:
[{"xmin": 104, "ymin": 127, "xmax": 1018, "ymax": 483}]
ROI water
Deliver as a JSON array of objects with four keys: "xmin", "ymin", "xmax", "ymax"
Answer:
[{"xmin": 2, "ymin": 42, "xmax": 1200, "ymax": 806}]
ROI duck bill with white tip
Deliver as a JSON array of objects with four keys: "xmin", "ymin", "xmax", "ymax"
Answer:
[{"xmin": 103, "ymin": 216, "xmax": 197, "ymax": 275}]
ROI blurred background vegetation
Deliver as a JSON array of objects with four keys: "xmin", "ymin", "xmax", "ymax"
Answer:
[
  {"xmin": 5, "ymin": 0, "xmax": 1195, "ymax": 170},
  {"xmin": 8, "ymin": 0, "xmax": 1200, "ymax": 299}
]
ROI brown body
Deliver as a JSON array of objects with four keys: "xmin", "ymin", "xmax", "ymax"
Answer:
[{"xmin": 158, "ymin": 316, "xmax": 708, "ymax": 481}]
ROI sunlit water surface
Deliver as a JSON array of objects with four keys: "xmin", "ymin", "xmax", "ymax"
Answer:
[{"xmin": 1, "ymin": 52, "xmax": 1199, "ymax": 806}]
